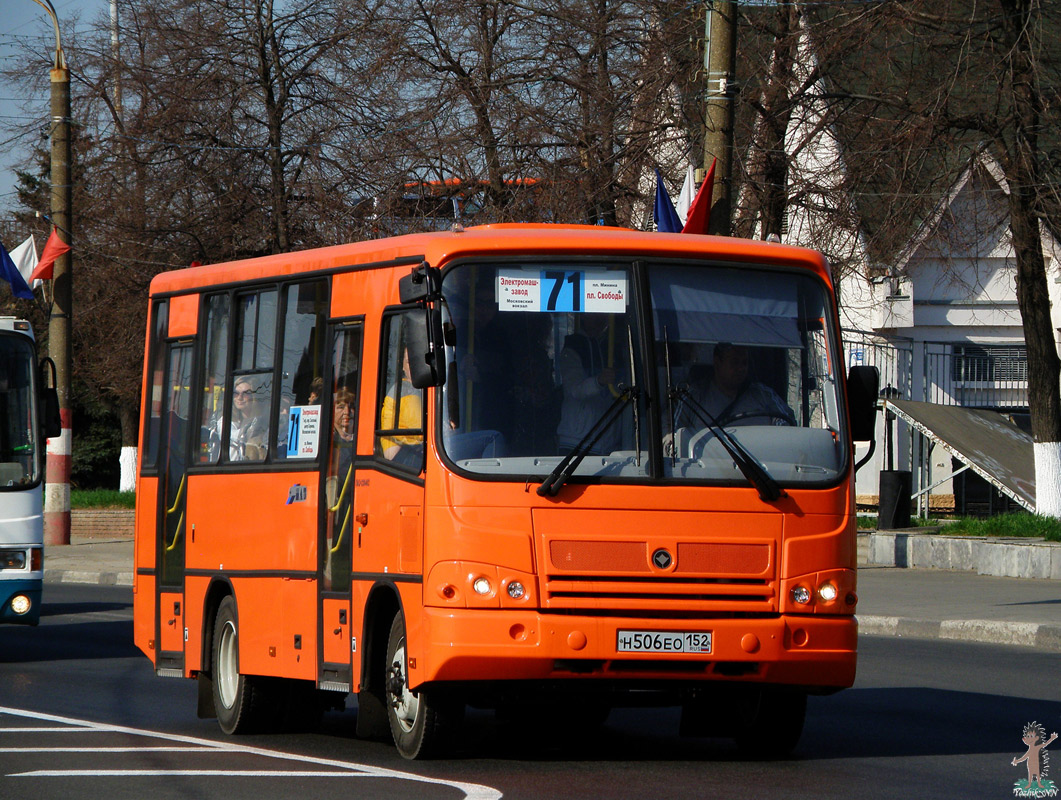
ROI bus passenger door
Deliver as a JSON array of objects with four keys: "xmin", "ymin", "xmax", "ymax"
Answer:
[
  {"xmin": 157, "ymin": 342, "xmax": 194, "ymax": 674},
  {"xmin": 319, "ymin": 323, "xmax": 362, "ymax": 691}
]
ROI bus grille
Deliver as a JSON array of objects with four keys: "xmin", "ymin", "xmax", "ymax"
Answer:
[{"xmin": 543, "ymin": 539, "xmax": 776, "ymax": 613}]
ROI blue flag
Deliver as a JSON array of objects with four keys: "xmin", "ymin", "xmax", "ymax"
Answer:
[
  {"xmin": 653, "ymin": 169, "xmax": 682, "ymax": 233},
  {"xmin": 0, "ymin": 242, "xmax": 35, "ymax": 299}
]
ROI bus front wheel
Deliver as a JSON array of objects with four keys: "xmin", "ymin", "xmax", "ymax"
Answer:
[
  {"xmin": 211, "ymin": 596, "xmax": 271, "ymax": 734},
  {"xmin": 384, "ymin": 611, "xmax": 462, "ymax": 759}
]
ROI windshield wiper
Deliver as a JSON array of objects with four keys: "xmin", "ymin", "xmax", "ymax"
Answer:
[
  {"xmin": 671, "ymin": 387, "xmax": 786, "ymax": 503},
  {"xmin": 537, "ymin": 386, "xmax": 637, "ymax": 497}
]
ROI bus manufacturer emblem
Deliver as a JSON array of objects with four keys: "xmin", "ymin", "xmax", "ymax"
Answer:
[
  {"xmin": 652, "ymin": 548, "xmax": 673, "ymax": 570},
  {"xmin": 286, "ymin": 484, "xmax": 308, "ymax": 504}
]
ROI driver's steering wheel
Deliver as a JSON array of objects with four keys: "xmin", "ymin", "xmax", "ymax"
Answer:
[{"xmin": 715, "ymin": 408, "xmax": 797, "ymax": 428}]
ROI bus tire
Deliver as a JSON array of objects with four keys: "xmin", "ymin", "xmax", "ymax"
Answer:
[
  {"xmin": 384, "ymin": 611, "xmax": 462, "ymax": 759},
  {"xmin": 211, "ymin": 596, "xmax": 271, "ymax": 734},
  {"xmin": 733, "ymin": 688, "xmax": 806, "ymax": 759}
]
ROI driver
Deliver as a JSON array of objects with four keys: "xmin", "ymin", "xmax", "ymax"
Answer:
[{"xmin": 692, "ymin": 343, "xmax": 793, "ymax": 427}]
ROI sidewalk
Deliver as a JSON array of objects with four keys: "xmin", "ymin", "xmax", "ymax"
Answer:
[{"xmin": 42, "ymin": 534, "xmax": 1061, "ymax": 652}]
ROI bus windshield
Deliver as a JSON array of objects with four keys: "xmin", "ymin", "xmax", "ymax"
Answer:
[
  {"xmin": 439, "ymin": 260, "xmax": 846, "ymax": 486},
  {"xmin": 0, "ymin": 333, "xmax": 40, "ymax": 489}
]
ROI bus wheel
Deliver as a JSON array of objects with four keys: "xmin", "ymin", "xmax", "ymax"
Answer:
[
  {"xmin": 211, "ymin": 596, "xmax": 270, "ymax": 734},
  {"xmin": 384, "ymin": 612, "xmax": 462, "ymax": 759},
  {"xmin": 733, "ymin": 688, "xmax": 806, "ymax": 759}
]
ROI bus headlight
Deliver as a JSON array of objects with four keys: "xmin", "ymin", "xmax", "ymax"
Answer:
[
  {"xmin": 790, "ymin": 585, "xmax": 812, "ymax": 605},
  {"xmin": 473, "ymin": 577, "xmax": 492, "ymax": 596},
  {"xmin": 506, "ymin": 581, "xmax": 526, "ymax": 600},
  {"xmin": 10, "ymin": 595, "xmax": 31, "ymax": 615},
  {"xmin": 817, "ymin": 582, "xmax": 838, "ymax": 603}
]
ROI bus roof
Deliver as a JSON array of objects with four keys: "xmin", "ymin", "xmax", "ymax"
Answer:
[
  {"xmin": 0, "ymin": 317, "xmax": 35, "ymax": 339},
  {"xmin": 148, "ymin": 225, "xmax": 832, "ymax": 297}
]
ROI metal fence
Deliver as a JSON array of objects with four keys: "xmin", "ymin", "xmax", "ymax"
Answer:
[
  {"xmin": 842, "ymin": 329, "xmax": 1029, "ymax": 517},
  {"xmin": 842, "ymin": 330, "xmax": 1028, "ymax": 410}
]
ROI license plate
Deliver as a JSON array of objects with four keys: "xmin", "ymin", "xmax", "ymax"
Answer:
[{"xmin": 616, "ymin": 630, "xmax": 712, "ymax": 654}]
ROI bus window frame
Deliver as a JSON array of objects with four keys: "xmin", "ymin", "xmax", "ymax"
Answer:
[
  {"xmin": 140, "ymin": 298, "xmax": 171, "ymax": 478},
  {"xmin": 0, "ymin": 330, "xmax": 44, "ymax": 492},
  {"xmin": 374, "ymin": 306, "xmax": 428, "ymax": 477}
]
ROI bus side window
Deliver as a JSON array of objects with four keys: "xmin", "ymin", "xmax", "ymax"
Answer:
[
  {"xmin": 226, "ymin": 290, "xmax": 276, "ymax": 463},
  {"xmin": 143, "ymin": 300, "xmax": 169, "ymax": 470},
  {"xmin": 197, "ymin": 294, "xmax": 229, "ymax": 464},
  {"xmin": 275, "ymin": 280, "xmax": 328, "ymax": 460},
  {"xmin": 375, "ymin": 312, "xmax": 424, "ymax": 471}
]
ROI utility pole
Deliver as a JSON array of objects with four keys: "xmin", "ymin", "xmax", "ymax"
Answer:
[
  {"xmin": 33, "ymin": 0, "xmax": 73, "ymax": 545},
  {"xmin": 703, "ymin": 0, "xmax": 737, "ymax": 236}
]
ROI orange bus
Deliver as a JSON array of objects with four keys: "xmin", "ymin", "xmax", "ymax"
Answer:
[{"xmin": 134, "ymin": 224, "xmax": 878, "ymax": 758}]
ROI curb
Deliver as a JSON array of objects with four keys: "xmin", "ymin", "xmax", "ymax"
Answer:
[
  {"xmin": 44, "ymin": 569, "xmax": 133, "ymax": 588},
  {"xmin": 859, "ymin": 614, "xmax": 1061, "ymax": 652},
  {"xmin": 858, "ymin": 530, "xmax": 1061, "ymax": 580}
]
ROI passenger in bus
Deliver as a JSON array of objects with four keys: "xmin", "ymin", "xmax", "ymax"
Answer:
[
  {"xmin": 327, "ymin": 386, "xmax": 356, "ymax": 503},
  {"xmin": 693, "ymin": 343, "xmax": 794, "ymax": 427},
  {"xmin": 557, "ymin": 313, "xmax": 623, "ymax": 455},
  {"xmin": 220, "ymin": 376, "xmax": 268, "ymax": 461},
  {"xmin": 379, "ymin": 351, "xmax": 423, "ymax": 466}
]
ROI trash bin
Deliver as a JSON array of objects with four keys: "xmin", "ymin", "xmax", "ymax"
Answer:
[{"xmin": 878, "ymin": 470, "xmax": 912, "ymax": 529}]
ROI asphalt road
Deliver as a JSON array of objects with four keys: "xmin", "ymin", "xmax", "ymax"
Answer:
[{"xmin": 1, "ymin": 583, "xmax": 1058, "ymax": 800}]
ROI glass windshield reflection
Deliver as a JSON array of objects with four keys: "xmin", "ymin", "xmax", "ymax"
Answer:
[{"xmin": 438, "ymin": 262, "xmax": 845, "ymax": 486}]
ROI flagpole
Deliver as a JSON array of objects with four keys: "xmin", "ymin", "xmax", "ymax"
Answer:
[{"xmin": 32, "ymin": 0, "xmax": 73, "ymax": 546}]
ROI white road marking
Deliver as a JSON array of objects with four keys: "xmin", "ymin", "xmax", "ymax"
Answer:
[
  {"xmin": 0, "ymin": 727, "xmax": 108, "ymax": 733},
  {"xmin": 15, "ymin": 770, "xmax": 372, "ymax": 777},
  {"xmin": 1, "ymin": 747, "xmax": 218, "ymax": 753},
  {"xmin": 0, "ymin": 706, "xmax": 502, "ymax": 800}
]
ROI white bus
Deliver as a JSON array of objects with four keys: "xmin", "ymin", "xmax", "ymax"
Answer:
[{"xmin": 0, "ymin": 317, "xmax": 60, "ymax": 626}]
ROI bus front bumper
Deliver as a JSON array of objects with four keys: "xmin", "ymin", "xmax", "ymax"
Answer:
[{"xmin": 417, "ymin": 608, "xmax": 856, "ymax": 691}]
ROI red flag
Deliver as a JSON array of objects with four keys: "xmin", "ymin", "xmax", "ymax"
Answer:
[
  {"xmin": 681, "ymin": 158, "xmax": 716, "ymax": 235},
  {"xmin": 31, "ymin": 228, "xmax": 70, "ymax": 282}
]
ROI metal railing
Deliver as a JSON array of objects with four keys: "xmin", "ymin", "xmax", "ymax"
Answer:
[
  {"xmin": 842, "ymin": 330, "xmax": 1028, "ymax": 410},
  {"xmin": 842, "ymin": 330, "xmax": 1029, "ymax": 517}
]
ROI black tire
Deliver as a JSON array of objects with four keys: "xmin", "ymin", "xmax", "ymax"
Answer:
[
  {"xmin": 211, "ymin": 595, "xmax": 273, "ymax": 734},
  {"xmin": 384, "ymin": 611, "xmax": 463, "ymax": 759},
  {"xmin": 733, "ymin": 688, "xmax": 806, "ymax": 759}
]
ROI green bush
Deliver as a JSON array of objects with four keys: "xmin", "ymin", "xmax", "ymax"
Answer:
[{"xmin": 944, "ymin": 512, "xmax": 1061, "ymax": 542}]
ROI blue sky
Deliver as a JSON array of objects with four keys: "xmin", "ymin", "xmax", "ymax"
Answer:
[{"xmin": 0, "ymin": 0, "xmax": 106, "ymax": 214}]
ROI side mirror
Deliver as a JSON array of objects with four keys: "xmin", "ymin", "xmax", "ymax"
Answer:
[
  {"xmin": 39, "ymin": 358, "xmax": 62, "ymax": 439},
  {"xmin": 399, "ymin": 262, "xmax": 441, "ymax": 304},
  {"xmin": 846, "ymin": 365, "xmax": 879, "ymax": 442},
  {"xmin": 405, "ymin": 307, "xmax": 446, "ymax": 389}
]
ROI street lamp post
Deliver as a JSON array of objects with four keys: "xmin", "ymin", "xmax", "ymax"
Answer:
[{"xmin": 32, "ymin": 0, "xmax": 73, "ymax": 546}]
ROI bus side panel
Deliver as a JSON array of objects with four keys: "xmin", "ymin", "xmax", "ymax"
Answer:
[
  {"xmin": 231, "ymin": 576, "xmax": 285, "ymax": 678},
  {"xmin": 353, "ymin": 470, "xmax": 424, "ymax": 683},
  {"xmin": 134, "ymin": 573, "xmax": 157, "ymax": 663},
  {"xmin": 135, "ymin": 476, "xmax": 158, "ymax": 571},
  {"xmin": 282, "ymin": 577, "xmax": 317, "ymax": 681},
  {"xmin": 185, "ymin": 473, "xmax": 318, "ymax": 573},
  {"xmin": 232, "ymin": 576, "xmax": 317, "ymax": 681},
  {"xmin": 184, "ymin": 574, "xmax": 210, "ymax": 674},
  {"xmin": 133, "ymin": 475, "xmax": 159, "ymax": 662},
  {"xmin": 159, "ymin": 591, "xmax": 184, "ymax": 653}
]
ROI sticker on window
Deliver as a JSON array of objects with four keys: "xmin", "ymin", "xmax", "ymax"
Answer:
[
  {"xmin": 497, "ymin": 269, "xmax": 627, "ymax": 313},
  {"xmin": 286, "ymin": 405, "xmax": 321, "ymax": 458}
]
